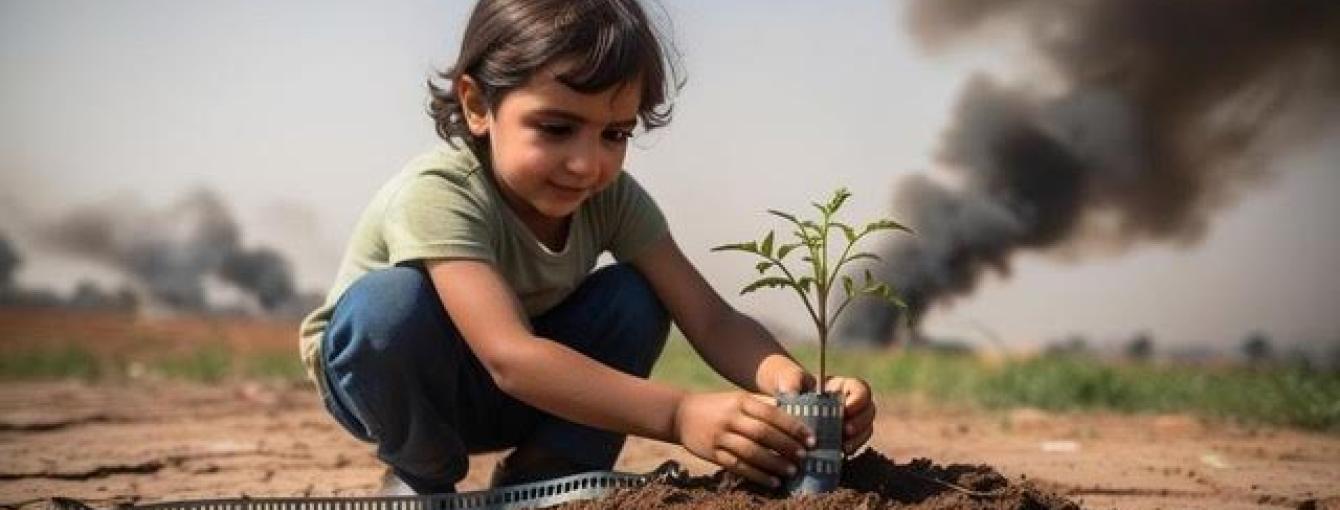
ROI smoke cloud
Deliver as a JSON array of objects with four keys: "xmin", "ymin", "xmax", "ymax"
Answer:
[
  {"xmin": 38, "ymin": 189, "xmax": 304, "ymax": 314},
  {"xmin": 0, "ymin": 232, "xmax": 17, "ymax": 291},
  {"xmin": 842, "ymin": 0, "xmax": 1340, "ymax": 345}
]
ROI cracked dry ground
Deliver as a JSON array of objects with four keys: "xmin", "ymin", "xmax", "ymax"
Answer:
[{"xmin": 1, "ymin": 381, "xmax": 1337, "ymax": 510}]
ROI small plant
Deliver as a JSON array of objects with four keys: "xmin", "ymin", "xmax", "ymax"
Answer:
[{"xmin": 713, "ymin": 187, "xmax": 911, "ymax": 389}]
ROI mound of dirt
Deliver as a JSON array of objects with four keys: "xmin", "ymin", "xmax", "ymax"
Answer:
[{"xmin": 561, "ymin": 449, "xmax": 1080, "ymax": 509}]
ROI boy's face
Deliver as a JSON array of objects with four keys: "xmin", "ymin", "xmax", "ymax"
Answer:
[{"xmin": 462, "ymin": 60, "xmax": 641, "ymax": 237}]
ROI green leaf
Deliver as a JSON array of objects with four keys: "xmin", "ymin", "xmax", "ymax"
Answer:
[
  {"xmin": 811, "ymin": 201, "xmax": 829, "ymax": 216},
  {"xmin": 741, "ymin": 277, "xmax": 794, "ymax": 295},
  {"xmin": 827, "ymin": 188, "xmax": 852, "ymax": 213},
  {"xmin": 873, "ymin": 284, "xmax": 898, "ymax": 302},
  {"xmin": 796, "ymin": 276, "xmax": 815, "ymax": 295},
  {"xmin": 755, "ymin": 261, "xmax": 773, "ymax": 274},
  {"xmin": 877, "ymin": 285, "xmax": 908, "ymax": 311},
  {"xmin": 863, "ymin": 218, "xmax": 914, "ymax": 235},
  {"xmin": 760, "ymin": 231, "xmax": 774, "ymax": 258},
  {"xmin": 777, "ymin": 242, "xmax": 801, "ymax": 259},
  {"xmin": 710, "ymin": 241, "xmax": 758, "ymax": 254},
  {"xmin": 846, "ymin": 252, "xmax": 881, "ymax": 264},
  {"xmin": 889, "ymin": 293, "xmax": 909, "ymax": 310},
  {"xmin": 767, "ymin": 209, "xmax": 799, "ymax": 225}
]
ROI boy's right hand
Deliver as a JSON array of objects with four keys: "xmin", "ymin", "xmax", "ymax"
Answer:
[{"xmin": 672, "ymin": 391, "xmax": 814, "ymax": 488}]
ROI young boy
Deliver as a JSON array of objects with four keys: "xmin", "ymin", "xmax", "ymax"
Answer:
[{"xmin": 299, "ymin": 0, "xmax": 875, "ymax": 494}]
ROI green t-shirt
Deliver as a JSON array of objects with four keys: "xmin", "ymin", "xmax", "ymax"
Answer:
[{"xmin": 298, "ymin": 142, "xmax": 668, "ymax": 392}]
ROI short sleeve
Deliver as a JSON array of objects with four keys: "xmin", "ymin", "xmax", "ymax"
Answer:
[
  {"xmin": 604, "ymin": 172, "xmax": 669, "ymax": 262},
  {"xmin": 383, "ymin": 170, "xmax": 497, "ymax": 265}
]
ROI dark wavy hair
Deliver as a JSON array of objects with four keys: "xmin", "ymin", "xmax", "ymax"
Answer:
[{"xmin": 428, "ymin": 0, "xmax": 682, "ymax": 155}]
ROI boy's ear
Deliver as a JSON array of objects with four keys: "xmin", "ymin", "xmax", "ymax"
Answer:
[{"xmin": 456, "ymin": 75, "xmax": 490, "ymax": 137}]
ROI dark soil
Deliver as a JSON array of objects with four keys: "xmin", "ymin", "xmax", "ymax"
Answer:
[{"xmin": 560, "ymin": 449, "xmax": 1081, "ymax": 509}]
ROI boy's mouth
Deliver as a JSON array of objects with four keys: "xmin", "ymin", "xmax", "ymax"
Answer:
[{"xmin": 550, "ymin": 182, "xmax": 589, "ymax": 195}]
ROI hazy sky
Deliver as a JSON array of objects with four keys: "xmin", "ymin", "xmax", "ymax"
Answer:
[{"xmin": 2, "ymin": 0, "xmax": 1338, "ymax": 352}]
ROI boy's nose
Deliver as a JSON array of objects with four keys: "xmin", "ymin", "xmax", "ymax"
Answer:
[{"xmin": 565, "ymin": 139, "xmax": 603, "ymax": 178}]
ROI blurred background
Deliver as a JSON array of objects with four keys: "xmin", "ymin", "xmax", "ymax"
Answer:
[{"xmin": 2, "ymin": 0, "xmax": 1338, "ymax": 382}]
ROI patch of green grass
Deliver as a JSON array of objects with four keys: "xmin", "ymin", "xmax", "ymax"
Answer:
[
  {"xmin": 0, "ymin": 345, "xmax": 103, "ymax": 381},
  {"xmin": 150, "ymin": 344, "xmax": 233, "ymax": 383},
  {"xmin": 242, "ymin": 350, "xmax": 307, "ymax": 380},
  {"xmin": 965, "ymin": 354, "xmax": 1340, "ymax": 432},
  {"xmin": 650, "ymin": 331, "xmax": 731, "ymax": 390},
  {"xmin": 0, "ymin": 343, "xmax": 310, "ymax": 384},
  {"xmin": 6, "ymin": 331, "xmax": 1337, "ymax": 433},
  {"xmin": 649, "ymin": 332, "xmax": 1340, "ymax": 433}
]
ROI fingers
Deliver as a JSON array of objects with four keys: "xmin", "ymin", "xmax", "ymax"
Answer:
[
  {"xmin": 774, "ymin": 370, "xmax": 817, "ymax": 396},
  {"xmin": 825, "ymin": 376, "xmax": 873, "ymax": 426},
  {"xmin": 728, "ymin": 412, "xmax": 807, "ymax": 463},
  {"xmin": 843, "ymin": 397, "xmax": 875, "ymax": 453},
  {"xmin": 716, "ymin": 432, "xmax": 792, "ymax": 487},
  {"xmin": 824, "ymin": 377, "xmax": 871, "ymax": 410},
  {"xmin": 741, "ymin": 395, "xmax": 815, "ymax": 448},
  {"xmin": 823, "ymin": 377, "xmax": 876, "ymax": 453},
  {"xmin": 845, "ymin": 397, "xmax": 876, "ymax": 435},
  {"xmin": 723, "ymin": 431, "xmax": 793, "ymax": 481}
]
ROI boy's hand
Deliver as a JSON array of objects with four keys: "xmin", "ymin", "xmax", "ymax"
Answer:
[
  {"xmin": 824, "ymin": 376, "xmax": 876, "ymax": 454},
  {"xmin": 673, "ymin": 391, "xmax": 814, "ymax": 488},
  {"xmin": 770, "ymin": 364, "xmax": 814, "ymax": 396}
]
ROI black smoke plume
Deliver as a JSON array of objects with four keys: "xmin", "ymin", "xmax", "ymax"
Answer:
[
  {"xmin": 0, "ymin": 232, "xmax": 17, "ymax": 291},
  {"xmin": 39, "ymin": 190, "xmax": 301, "ymax": 314},
  {"xmin": 0, "ymin": 230, "xmax": 136, "ymax": 311},
  {"xmin": 842, "ymin": 0, "xmax": 1340, "ymax": 345}
]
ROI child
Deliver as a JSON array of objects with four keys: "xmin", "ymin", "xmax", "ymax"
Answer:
[{"xmin": 299, "ymin": 0, "xmax": 876, "ymax": 495}]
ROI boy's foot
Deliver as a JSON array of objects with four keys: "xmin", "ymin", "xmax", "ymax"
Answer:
[
  {"xmin": 489, "ymin": 446, "xmax": 596, "ymax": 488},
  {"xmin": 379, "ymin": 466, "xmax": 455, "ymax": 495},
  {"xmin": 378, "ymin": 468, "xmax": 416, "ymax": 496}
]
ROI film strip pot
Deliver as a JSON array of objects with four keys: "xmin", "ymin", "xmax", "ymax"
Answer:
[
  {"xmin": 776, "ymin": 392, "xmax": 843, "ymax": 494},
  {"xmin": 50, "ymin": 462, "xmax": 687, "ymax": 510}
]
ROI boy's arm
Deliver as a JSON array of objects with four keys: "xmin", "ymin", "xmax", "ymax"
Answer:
[
  {"xmin": 428, "ymin": 251, "xmax": 812, "ymax": 486},
  {"xmin": 425, "ymin": 258, "xmax": 685, "ymax": 443},
  {"xmin": 630, "ymin": 233, "xmax": 811, "ymax": 396}
]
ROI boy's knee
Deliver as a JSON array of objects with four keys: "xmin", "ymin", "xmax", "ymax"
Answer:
[
  {"xmin": 594, "ymin": 264, "xmax": 670, "ymax": 371},
  {"xmin": 328, "ymin": 266, "xmax": 444, "ymax": 366},
  {"xmin": 600, "ymin": 264, "xmax": 669, "ymax": 335}
]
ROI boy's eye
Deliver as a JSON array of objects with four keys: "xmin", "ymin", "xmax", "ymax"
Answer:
[
  {"xmin": 603, "ymin": 129, "xmax": 635, "ymax": 143},
  {"xmin": 537, "ymin": 123, "xmax": 574, "ymax": 138}
]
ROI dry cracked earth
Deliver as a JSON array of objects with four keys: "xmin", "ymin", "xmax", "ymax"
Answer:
[{"xmin": 1, "ymin": 381, "xmax": 1337, "ymax": 509}]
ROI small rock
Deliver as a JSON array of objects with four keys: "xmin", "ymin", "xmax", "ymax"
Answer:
[
  {"xmin": 1008, "ymin": 408, "xmax": 1053, "ymax": 433},
  {"xmin": 1153, "ymin": 414, "xmax": 1202, "ymax": 436},
  {"xmin": 1041, "ymin": 440, "xmax": 1081, "ymax": 453}
]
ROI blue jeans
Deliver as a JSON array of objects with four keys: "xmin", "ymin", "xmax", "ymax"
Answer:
[{"xmin": 319, "ymin": 263, "xmax": 670, "ymax": 494}]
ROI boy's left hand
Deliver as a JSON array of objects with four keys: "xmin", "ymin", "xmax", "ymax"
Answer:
[{"xmin": 824, "ymin": 377, "xmax": 876, "ymax": 454}]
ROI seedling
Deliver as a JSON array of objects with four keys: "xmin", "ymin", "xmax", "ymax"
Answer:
[{"xmin": 712, "ymin": 187, "xmax": 910, "ymax": 388}]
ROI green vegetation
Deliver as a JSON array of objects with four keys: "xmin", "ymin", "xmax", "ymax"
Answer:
[
  {"xmin": 242, "ymin": 350, "xmax": 308, "ymax": 380},
  {"xmin": 0, "ymin": 344, "xmax": 102, "ymax": 381},
  {"xmin": 712, "ymin": 187, "xmax": 910, "ymax": 386},
  {"xmin": 0, "ymin": 344, "xmax": 306, "ymax": 383},
  {"xmin": 650, "ymin": 333, "xmax": 1340, "ymax": 433},
  {"xmin": 150, "ymin": 344, "xmax": 233, "ymax": 383},
  {"xmin": 4, "ymin": 331, "xmax": 1336, "ymax": 433}
]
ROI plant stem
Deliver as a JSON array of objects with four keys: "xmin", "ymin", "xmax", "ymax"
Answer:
[
  {"xmin": 818, "ymin": 324, "xmax": 827, "ymax": 393},
  {"xmin": 816, "ymin": 211, "xmax": 832, "ymax": 393}
]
